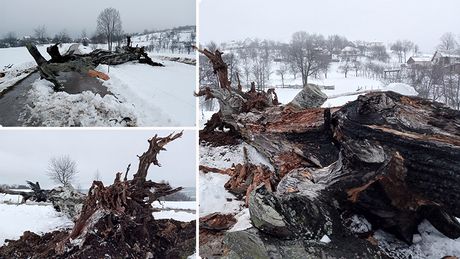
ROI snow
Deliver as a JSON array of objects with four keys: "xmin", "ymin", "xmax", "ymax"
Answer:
[
  {"xmin": 96, "ymin": 61, "xmax": 195, "ymax": 126},
  {"xmin": 0, "ymin": 203, "xmax": 73, "ymax": 246},
  {"xmin": 0, "ymin": 44, "xmax": 72, "ymax": 68},
  {"xmin": 273, "ymin": 63, "xmax": 418, "ymax": 108},
  {"xmin": 375, "ymin": 220, "xmax": 460, "ymax": 258},
  {"xmin": 0, "ymin": 62, "xmax": 35, "ymax": 94},
  {"xmin": 347, "ymin": 213, "xmax": 460, "ymax": 258},
  {"xmin": 199, "ymin": 143, "xmax": 273, "ymax": 171},
  {"xmin": 321, "ymin": 94, "xmax": 362, "ymax": 108},
  {"xmin": 23, "ymin": 79, "xmax": 136, "ymax": 126},
  {"xmin": 320, "ymin": 235, "xmax": 331, "ymax": 243},
  {"xmin": 151, "ymin": 201, "xmax": 196, "ymax": 222},
  {"xmin": 152, "ymin": 201, "xmax": 196, "ymax": 211},
  {"xmin": 0, "ymin": 193, "xmax": 23, "ymax": 203},
  {"xmin": 199, "ymin": 141, "xmax": 273, "ymax": 216},
  {"xmin": 346, "ymin": 214, "xmax": 372, "ymax": 234},
  {"xmin": 0, "ymin": 44, "xmax": 73, "ymax": 94},
  {"xmin": 153, "ymin": 210, "xmax": 196, "ymax": 222},
  {"xmin": 199, "ymin": 172, "xmax": 243, "ymax": 216},
  {"xmin": 384, "ymin": 83, "xmax": 418, "ymax": 96},
  {"xmin": 228, "ymin": 208, "xmax": 252, "ymax": 232}
]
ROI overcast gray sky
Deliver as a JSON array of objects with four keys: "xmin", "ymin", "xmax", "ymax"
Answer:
[
  {"xmin": 0, "ymin": 130, "xmax": 196, "ymax": 189},
  {"xmin": 0, "ymin": 0, "xmax": 195, "ymax": 38},
  {"xmin": 200, "ymin": 0, "xmax": 460, "ymax": 53}
]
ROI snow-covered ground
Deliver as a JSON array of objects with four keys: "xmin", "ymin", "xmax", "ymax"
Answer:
[
  {"xmin": 23, "ymin": 79, "xmax": 137, "ymax": 126},
  {"xmin": 199, "ymin": 143, "xmax": 271, "ymax": 231},
  {"xmin": 96, "ymin": 60, "xmax": 195, "ymax": 126},
  {"xmin": 0, "ymin": 203, "xmax": 73, "ymax": 246},
  {"xmin": 200, "ymin": 61, "xmax": 418, "ymax": 122},
  {"xmin": 271, "ymin": 62, "xmax": 418, "ymax": 108},
  {"xmin": 349, "ymin": 213, "xmax": 460, "ymax": 258},
  {"xmin": 152, "ymin": 201, "xmax": 196, "ymax": 222}
]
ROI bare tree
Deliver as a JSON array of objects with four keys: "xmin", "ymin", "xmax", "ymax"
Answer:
[
  {"xmin": 34, "ymin": 25, "xmax": 47, "ymax": 43},
  {"xmin": 390, "ymin": 40, "xmax": 404, "ymax": 63},
  {"xmin": 276, "ymin": 63, "xmax": 289, "ymax": 87},
  {"xmin": 53, "ymin": 30, "xmax": 72, "ymax": 44},
  {"xmin": 47, "ymin": 155, "xmax": 78, "ymax": 186},
  {"xmin": 438, "ymin": 32, "xmax": 458, "ymax": 53},
  {"xmin": 368, "ymin": 45, "xmax": 389, "ymax": 62},
  {"xmin": 401, "ymin": 40, "xmax": 415, "ymax": 62},
  {"xmin": 287, "ymin": 31, "xmax": 326, "ymax": 86},
  {"xmin": 96, "ymin": 7, "xmax": 122, "ymax": 51},
  {"xmin": 339, "ymin": 58, "xmax": 352, "ymax": 78},
  {"xmin": 3, "ymin": 32, "xmax": 17, "ymax": 47}
]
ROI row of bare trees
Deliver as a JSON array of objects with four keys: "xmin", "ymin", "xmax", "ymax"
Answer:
[
  {"xmin": 141, "ymin": 28, "xmax": 196, "ymax": 55},
  {"xmin": 404, "ymin": 65, "xmax": 460, "ymax": 110},
  {"xmin": 0, "ymin": 8, "xmax": 122, "ymax": 51},
  {"xmin": 199, "ymin": 31, "xmax": 389, "ymax": 91}
]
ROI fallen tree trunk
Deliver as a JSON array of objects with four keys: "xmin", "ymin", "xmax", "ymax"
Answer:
[
  {"xmin": 0, "ymin": 181, "xmax": 86, "ymax": 220},
  {"xmin": 26, "ymin": 38, "xmax": 164, "ymax": 91},
  {"xmin": 0, "ymin": 132, "xmax": 195, "ymax": 259},
  {"xmin": 199, "ymin": 47, "xmax": 460, "ymax": 257},
  {"xmin": 0, "ymin": 181, "xmax": 54, "ymax": 203}
]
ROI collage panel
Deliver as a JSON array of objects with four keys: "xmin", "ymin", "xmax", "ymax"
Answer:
[
  {"xmin": 0, "ymin": 129, "xmax": 197, "ymax": 258},
  {"xmin": 0, "ymin": 0, "xmax": 196, "ymax": 127},
  {"xmin": 198, "ymin": 0, "xmax": 460, "ymax": 258}
]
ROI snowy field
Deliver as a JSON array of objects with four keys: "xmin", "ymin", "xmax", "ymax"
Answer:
[
  {"xmin": 152, "ymin": 201, "xmax": 196, "ymax": 222},
  {"xmin": 200, "ymin": 62, "xmax": 419, "ymax": 127},
  {"xmin": 271, "ymin": 62, "xmax": 417, "ymax": 108},
  {"xmin": 0, "ymin": 41, "xmax": 196, "ymax": 127},
  {"xmin": 0, "ymin": 203, "xmax": 73, "ymax": 246},
  {"xmin": 0, "ymin": 195, "xmax": 196, "ymax": 246}
]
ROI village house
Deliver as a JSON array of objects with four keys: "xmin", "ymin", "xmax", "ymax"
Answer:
[
  {"xmin": 432, "ymin": 51, "xmax": 460, "ymax": 66},
  {"xmin": 406, "ymin": 56, "xmax": 432, "ymax": 69},
  {"xmin": 432, "ymin": 51, "xmax": 460, "ymax": 72},
  {"xmin": 340, "ymin": 46, "xmax": 359, "ymax": 61}
]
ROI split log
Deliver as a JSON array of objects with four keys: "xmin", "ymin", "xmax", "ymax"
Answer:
[
  {"xmin": 232, "ymin": 92, "xmax": 460, "ymax": 244},
  {"xmin": 327, "ymin": 92, "xmax": 460, "ymax": 243}
]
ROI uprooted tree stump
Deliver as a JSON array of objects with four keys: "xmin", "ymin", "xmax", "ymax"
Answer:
[
  {"xmin": 0, "ymin": 132, "xmax": 196, "ymax": 259},
  {"xmin": 198, "ymin": 47, "xmax": 460, "ymax": 258},
  {"xmin": 26, "ymin": 38, "xmax": 164, "ymax": 91}
]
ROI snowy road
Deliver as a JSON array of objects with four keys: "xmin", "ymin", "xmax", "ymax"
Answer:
[{"xmin": 98, "ymin": 61, "xmax": 196, "ymax": 126}]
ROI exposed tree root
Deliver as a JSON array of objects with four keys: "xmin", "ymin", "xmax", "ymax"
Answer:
[{"xmin": 0, "ymin": 132, "xmax": 196, "ymax": 259}]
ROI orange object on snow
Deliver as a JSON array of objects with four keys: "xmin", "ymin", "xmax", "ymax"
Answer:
[{"xmin": 87, "ymin": 70, "xmax": 110, "ymax": 81}]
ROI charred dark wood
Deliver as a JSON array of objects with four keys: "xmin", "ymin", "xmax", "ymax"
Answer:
[
  {"xmin": 201, "ymin": 92, "xmax": 460, "ymax": 258},
  {"xmin": 47, "ymin": 43, "xmax": 72, "ymax": 63},
  {"xmin": 327, "ymin": 91, "xmax": 460, "ymax": 243}
]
